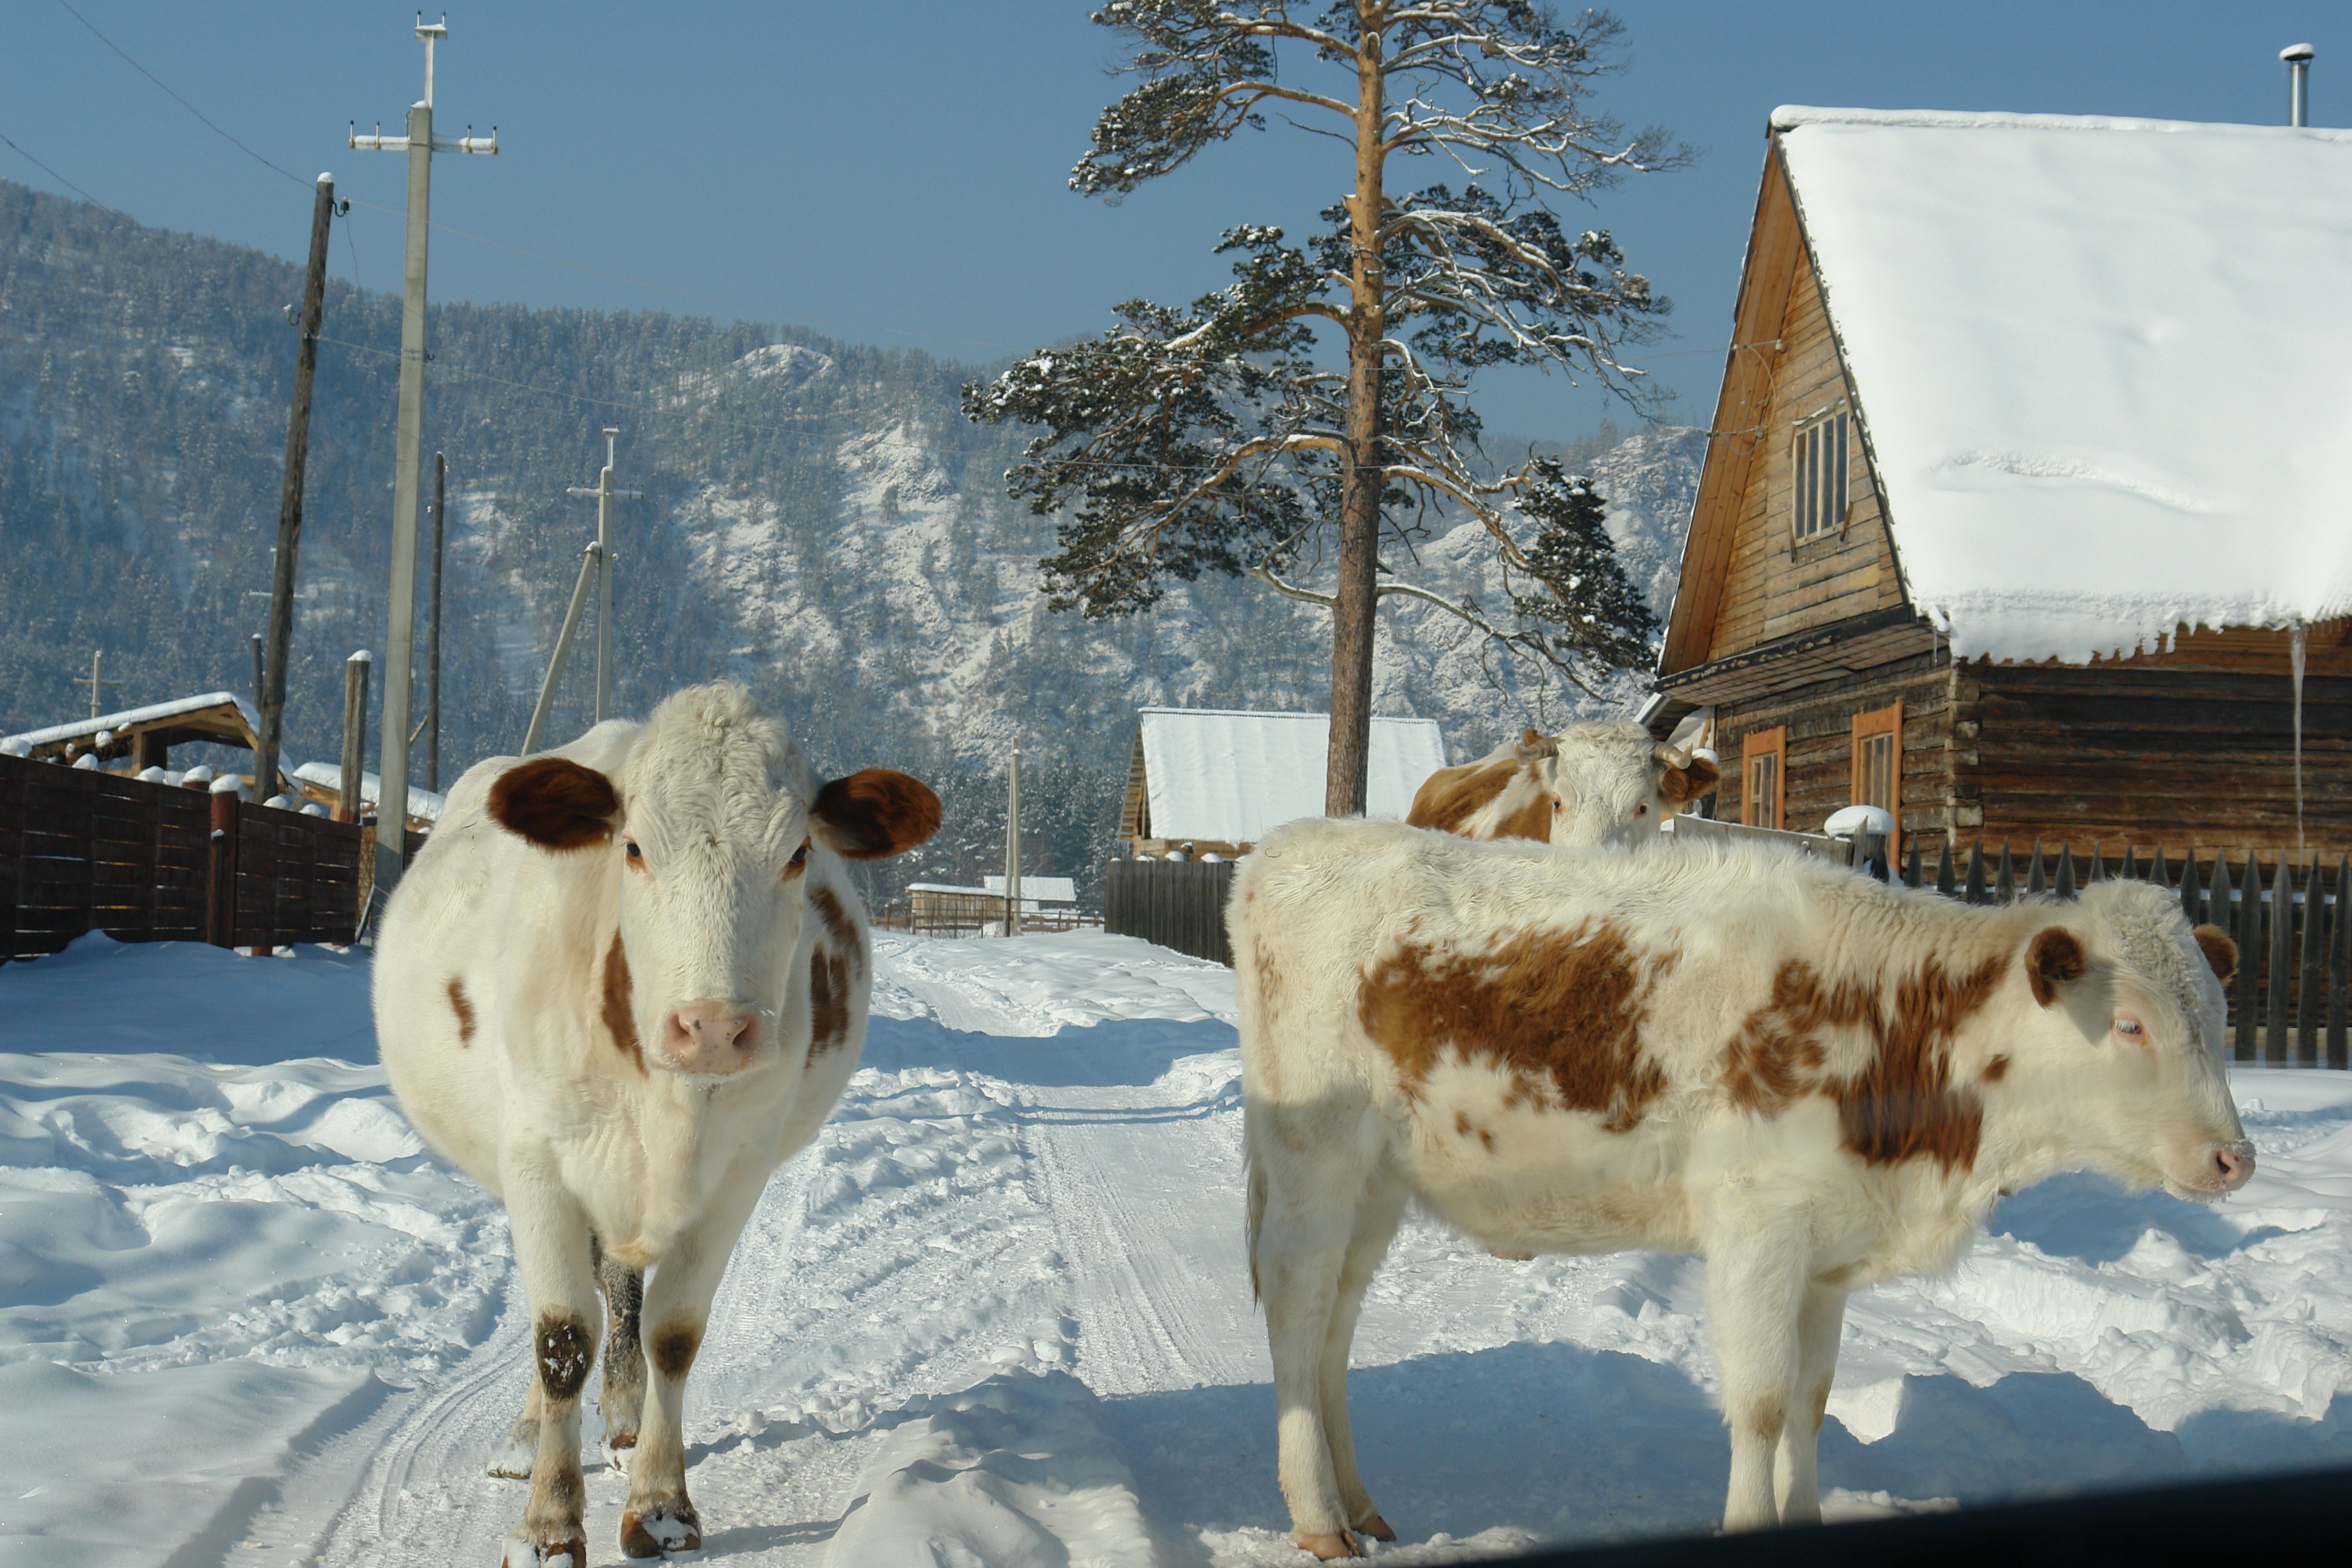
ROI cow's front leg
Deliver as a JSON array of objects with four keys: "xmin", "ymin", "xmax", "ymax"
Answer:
[
  {"xmin": 501, "ymin": 1160, "xmax": 601, "ymax": 1568},
  {"xmin": 1704, "ymin": 1218, "xmax": 1811, "ymax": 1534},
  {"xmin": 617, "ymin": 1160, "xmax": 767, "ymax": 1558},
  {"xmin": 1774, "ymin": 1284, "xmax": 1847, "ymax": 1524},
  {"xmin": 489, "ymin": 1368, "xmax": 544, "ymax": 1479},
  {"xmin": 592, "ymin": 1232, "xmax": 646, "ymax": 1464}
]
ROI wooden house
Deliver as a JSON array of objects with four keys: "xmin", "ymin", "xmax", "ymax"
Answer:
[
  {"xmin": 1643, "ymin": 108, "xmax": 2352, "ymax": 865},
  {"xmin": 1117, "ymin": 708, "xmax": 1447, "ymax": 859}
]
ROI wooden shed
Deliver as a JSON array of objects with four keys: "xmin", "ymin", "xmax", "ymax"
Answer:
[
  {"xmin": 2, "ymin": 692, "xmax": 283, "ymax": 789},
  {"xmin": 1117, "ymin": 708, "xmax": 1448, "ymax": 860},
  {"xmin": 1644, "ymin": 108, "xmax": 2352, "ymax": 865}
]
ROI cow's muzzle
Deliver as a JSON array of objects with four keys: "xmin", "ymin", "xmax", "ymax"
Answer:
[
  {"xmin": 659, "ymin": 1002, "xmax": 760, "ymax": 1074},
  {"xmin": 2212, "ymin": 1139, "xmax": 2255, "ymax": 1193}
]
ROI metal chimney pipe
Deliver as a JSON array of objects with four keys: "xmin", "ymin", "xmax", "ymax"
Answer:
[{"xmin": 2283, "ymin": 42, "xmax": 2314, "ymax": 128}]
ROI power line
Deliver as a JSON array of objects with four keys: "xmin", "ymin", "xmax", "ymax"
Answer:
[
  {"xmin": 53, "ymin": 0, "xmax": 309, "ymax": 189},
  {"xmin": 0, "ymin": 128, "xmax": 117, "ymax": 212}
]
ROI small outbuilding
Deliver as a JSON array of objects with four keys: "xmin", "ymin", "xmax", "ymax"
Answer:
[
  {"xmin": 1118, "ymin": 708, "xmax": 1448, "ymax": 860},
  {"xmin": 3, "ymin": 693, "xmax": 279, "ymax": 788}
]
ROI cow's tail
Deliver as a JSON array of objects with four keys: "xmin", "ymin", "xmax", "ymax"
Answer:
[{"xmin": 1244, "ymin": 1137, "xmax": 1268, "ymax": 1308}]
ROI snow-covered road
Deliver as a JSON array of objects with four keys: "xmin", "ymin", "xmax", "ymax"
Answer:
[{"xmin": 4, "ymin": 930, "xmax": 2350, "ymax": 1567}]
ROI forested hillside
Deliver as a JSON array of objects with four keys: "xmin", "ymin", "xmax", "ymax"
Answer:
[{"xmin": 0, "ymin": 181, "xmax": 1699, "ymax": 900}]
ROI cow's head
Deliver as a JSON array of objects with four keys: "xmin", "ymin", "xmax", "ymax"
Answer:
[
  {"xmin": 2004, "ymin": 878, "xmax": 2252, "ymax": 1201},
  {"xmin": 487, "ymin": 684, "xmax": 939, "ymax": 1079},
  {"xmin": 1543, "ymin": 720, "xmax": 1720, "ymax": 849}
]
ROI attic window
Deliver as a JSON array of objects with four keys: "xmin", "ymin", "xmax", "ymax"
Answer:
[{"xmin": 1792, "ymin": 407, "xmax": 1851, "ymax": 541}]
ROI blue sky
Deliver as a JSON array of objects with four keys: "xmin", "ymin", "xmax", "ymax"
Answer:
[{"xmin": 2, "ymin": 2, "xmax": 2337, "ymax": 440}]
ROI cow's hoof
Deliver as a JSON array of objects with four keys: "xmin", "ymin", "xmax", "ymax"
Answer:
[
  {"xmin": 501, "ymin": 1532, "xmax": 586, "ymax": 1568},
  {"xmin": 487, "ymin": 1433, "xmax": 535, "ymax": 1480},
  {"xmin": 603, "ymin": 1432, "xmax": 635, "ymax": 1475},
  {"xmin": 1490, "ymin": 1248, "xmax": 1535, "ymax": 1261},
  {"xmin": 620, "ymin": 1501, "xmax": 702, "ymax": 1557},
  {"xmin": 1296, "ymin": 1530, "xmax": 1363, "ymax": 1560},
  {"xmin": 1354, "ymin": 1511, "xmax": 1397, "ymax": 1541}
]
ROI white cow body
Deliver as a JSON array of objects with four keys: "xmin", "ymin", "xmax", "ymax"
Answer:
[
  {"xmin": 1230, "ymin": 818, "xmax": 2250, "ymax": 1557},
  {"xmin": 1407, "ymin": 719, "xmax": 1717, "ymax": 848},
  {"xmin": 375, "ymin": 685, "xmax": 938, "ymax": 1564}
]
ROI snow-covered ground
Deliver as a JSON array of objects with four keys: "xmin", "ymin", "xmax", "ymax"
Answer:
[{"xmin": 4, "ymin": 931, "xmax": 2349, "ymax": 1567}]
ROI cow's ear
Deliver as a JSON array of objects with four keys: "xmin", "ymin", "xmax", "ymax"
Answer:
[
  {"xmin": 489, "ymin": 757, "xmax": 621, "ymax": 851},
  {"xmin": 1658, "ymin": 753, "xmax": 1720, "ymax": 805},
  {"xmin": 812, "ymin": 769, "xmax": 941, "ymax": 860},
  {"xmin": 2193, "ymin": 924, "xmax": 2238, "ymax": 985},
  {"xmin": 2026, "ymin": 927, "xmax": 2088, "ymax": 1008}
]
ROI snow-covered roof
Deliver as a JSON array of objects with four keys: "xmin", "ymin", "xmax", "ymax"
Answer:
[
  {"xmin": 1137, "ymin": 708, "xmax": 1446, "ymax": 843},
  {"xmin": 907, "ymin": 879, "xmax": 1076, "ymax": 911},
  {"xmin": 292, "ymin": 761, "xmax": 446, "ymax": 823},
  {"xmin": 1772, "ymin": 106, "xmax": 2352, "ymax": 662},
  {"xmin": 4, "ymin": 691, "xmax": 258, "ymax": 748}
]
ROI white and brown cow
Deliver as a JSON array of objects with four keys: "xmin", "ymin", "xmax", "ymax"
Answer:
[
  {"xmin": 1407, "ymin": 719, "xmax": 1718, "ymax": 848},
  {"xmin": 374, "ymin": 684, "xmax": 939, "ymax": 1565},
  {"xmin": 1229, "ymin": 818, "xmax": 2250, "ymax": 1557}
]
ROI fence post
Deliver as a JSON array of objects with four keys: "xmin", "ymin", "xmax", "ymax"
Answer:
[
  {"xmin": 1994, "ymin": 840, "xmax": 2017, "ymax": 903},
  {"xmin": 2235, "ymin": 849, "xmax": 2262, "ymax": 1063},
  {"xmin": 205, "ymin": 788, "xmax": 238, "ymax": 949},
  {"xmin": 2266, "ymin": 857, "xmax": 2293, "ymax": 1065},
  {"xmin": 1935, "ymin": 841, "xmax": 1955, "ymax": 897},
  {"xmin": 2027, "ymin": 840, "xmax": 2046, "ymax": 897},
  {"xmin": 2179, "ymin": 851, "xmax": 2203, "ymax": 927},
  {"xmin": 2056, "ymin": 844, "xmax": 2076, "ymax": 900},
  {"xmin": 2329, "ymin": 853, "xmax": 2350, "ymax": 1071},
  {"xmin": 1964, "ymin": 843, "xmax": 1987, "ymax": 904},
  {"xmin": 2296, "ymin": 853, "xmax": 2324, "ymax": 1067},
  {"xmin": 2125, "ymin": 844, "xmax": 2143, "ymax": 883},
  {"xmin": 2088, "ymin": 843, "xmax": 2106, "ymax": 885}
]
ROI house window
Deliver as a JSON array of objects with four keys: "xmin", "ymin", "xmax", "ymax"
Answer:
[
  {"xmin": 1851, "ymin": 702, "xmax": 1901, "ymax": 838},
  {"xmin": 1792, "ymin": 407, "xmax": 1851, "ymax": 540},
  {"xmin": 1742, "ymin": 726, "xmax": 1786, "ymax": 831}
]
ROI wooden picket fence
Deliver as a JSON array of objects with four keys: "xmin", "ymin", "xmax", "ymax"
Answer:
[
  {"xmin": 1889, "ymin": 837, "xmax": 2351, "ymax": 1070},
  {"xmin": 1, "ymin": 753, "xmax": 368, "ymax": 959}
]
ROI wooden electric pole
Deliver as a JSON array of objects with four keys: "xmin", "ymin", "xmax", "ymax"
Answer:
[
  {"xmin": 255, "ymin": 172, "xmax": 339, "ymax": 808},
  {"xmin": 339, "ymin": 651, "xmax": 371, "ymax": 824},
  {"xmin": 426, "ymin": 450, "xmax": 445, "ymax": 792}
]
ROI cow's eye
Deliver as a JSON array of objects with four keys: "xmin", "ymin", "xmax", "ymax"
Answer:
[
  {"xmin": 1552, "ymin": 799, "xmax": 1563, "ymax": 812},
  {"xmin": 624, "ymin": 839, "xmax": 644, "ymax": 866},
  {"xmin": 784, "ymin": 840, "xmax": 810, "ymax": 877},
  {"xmin": 2113, "ymin": 1014, "xmax": 2146, "ymax": 1042},
  {"xmin": 1635, "ymin": 802, "xmax": 1648, "ymax": 816}
]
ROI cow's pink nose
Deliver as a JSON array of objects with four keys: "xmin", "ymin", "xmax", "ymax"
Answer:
[
  {"xmin": 2215, "ymin": 1142, "xmax": 2255, "ymax": 1191},
  {"xmin": 662, "ymin": 1004, "xmax": 758, "ymax": 1072}
]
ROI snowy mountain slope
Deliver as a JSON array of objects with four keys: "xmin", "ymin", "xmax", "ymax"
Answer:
[
  {"xmin": 0, "ymin": 180, "xmax": 1699, "ymax": 900},
  {"xmin": 3, "ymin": 933, "xmax": 2349, "ymax": 1567}
]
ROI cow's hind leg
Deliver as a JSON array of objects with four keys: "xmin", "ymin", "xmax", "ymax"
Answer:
[
  {"xmin": 1321, "ymin": 1171, "xmax": 1408, "ymax": 1544},
  {"xmin": 1773, "ymin": 1284, "xmax": 1847, "ymax": 1525},
  {"xmin": 592, "ymin": 1232, "xmax": 647, "ymax": 1465},
  {"xmin": 489, "ymin": 1369, "xmax": 544, "ymax": 1480},
  {"xmin": 616, "ymin": 1158, "xmax": 768, "ymax": 1558},
  {"xmin": 1250, "ymin": 1103, "xmax": 1383, "ymax": 1560},
  {"xmin": 1704, "ymin": 1217, "xmax": 1812, "ymax": 1534}
]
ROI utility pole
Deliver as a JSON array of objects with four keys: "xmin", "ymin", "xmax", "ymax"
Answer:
[
  {"xmin": 78, "ymin": 650, "xmax": 122, "ymax": 719},
  {"xmin": 1004, "ymin": 745, "xmax": 1022, "ymax": 938},
  {"xmin": 350, "ymin": 14, "xmax": 498, "ymax": 897},
  {"xmin": 257, "ymin": 172, "xmax": 339, "ymax": 811},
  {"xmin": 521, "ymin": 542, "xmax": 603, "ymax": 756},
  {"xmin": 564, "ymin": 427, "xmax": 641, "ymax": 724},
  {"xmin": 426, "ymin": 451, "xmax": 445, "ymax": 791}
]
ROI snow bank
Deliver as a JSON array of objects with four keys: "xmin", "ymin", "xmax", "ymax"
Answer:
[{"xmin": 1774, "ymin": 108, "xmax": 2352, "ymax": 662}]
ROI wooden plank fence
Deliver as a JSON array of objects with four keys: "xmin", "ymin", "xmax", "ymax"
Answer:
[
  {"xmin": 1103, "ymin": 858, "xmax": 1235, "ymax": 967},
  {"xmin": 1, "ymin": 753, "xmax": 367, "ymax": 959}
]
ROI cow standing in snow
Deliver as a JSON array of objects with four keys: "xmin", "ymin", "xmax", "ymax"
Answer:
[
  {"xmin": 1229, "ymin": 819, "xmax": 2250, "ymax": 1558},
  {"xmin": 1408, "ymin": 720, "xmax": 1718, "ymax": 848},
  {"xmin": 374, "ymin": 684, "xmax": 939, "ymax": 1565}
]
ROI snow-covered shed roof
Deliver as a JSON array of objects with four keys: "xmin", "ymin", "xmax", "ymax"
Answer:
[
  {"xmin": 292, "ymin": 761, "xmax": 447, "ymax": 825},
  {"xmin": 1135, "ymin": 708, "xmax": 1446, "ymax": 844},
  {"xmin": 906, "ymin": 877, "xmax": 1078, "ymax": 910},
  {"xmin": 5, "ymin": 691, "xmax": 260, "ymax": 750},
  {"xmin": 1772, "ymin": 106, "xmax": 2352, "ymax": 662}
]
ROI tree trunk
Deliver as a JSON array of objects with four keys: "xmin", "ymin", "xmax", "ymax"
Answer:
[{"xmin": 1326, "ymin": 8, "xmax": 1386, "ymax": 818}]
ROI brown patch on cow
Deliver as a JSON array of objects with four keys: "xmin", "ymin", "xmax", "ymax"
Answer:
[
  {"xmin": 1359, "ymin": 922, "xmax": 1671, "ymax": 1132},
  {"xmin": 1981, "ymin": 1053, "xmax": 2011, "ymax": 1083},
  {"xmin": 1493, "ymin": 790, "xmax": 1553, "ymax": 841},
  {"xmin": 812, "ymin": 769, "xmax": 941, "ymax": 860},
  {"xmin": 1408, "ymin": 757, "xmax": 1517, "ymax": 834},
  {"xmin": 2194, "ymin": 924, "xmax": 2238, "ymax": 985},
  {"xmin": 535, "ymin": 1312, "xmax": 593, "ymax": 1402},
  {"xmin": 601, "ymin": 933, "xmax": 645, "ymax": 1074},
  {"xmin": 488, "ymin": 757, "xmax": 619, "ymax": 851},
  {"xmin": 650, "ymin": 1319, "xmax": 703, "ymax": 1380},
  {"xmin": 1723, "ymin": 955, "xmax": 2004, "ymax": 1174},
  {"xmin": 446, "ymin": 978, "xmax": 475, "ymax": 1044},
  {"xmin": 1743, "ymin": 1391, "xmax": 1789, "ymax": 1444},
  {"xmin": 1806, "ymin": 1377, "xmax": 1834, "ymax": 1434},
  {"xmin": 2027, "ymin": 927, "xmax": 2088, "ymax": 1007},
  {"xmin": 808, "ymin": 946, "xmax": 852, "ymax": 1062}
]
